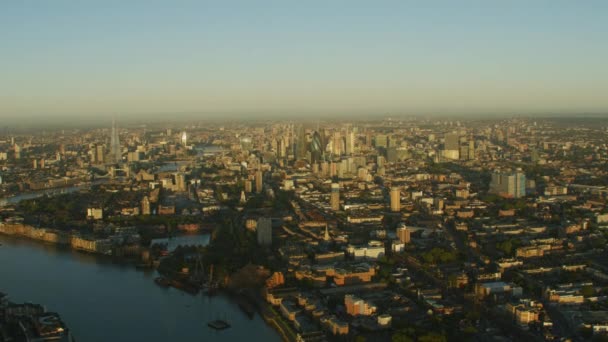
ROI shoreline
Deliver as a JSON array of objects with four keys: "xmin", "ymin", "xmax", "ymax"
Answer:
[{"xmin": 0, "ymin": 230, "xmax": 291, "ymax": 341}]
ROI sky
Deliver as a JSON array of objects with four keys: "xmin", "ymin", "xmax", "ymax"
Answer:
[{"xmin": 1, "ymin": 0, "xmax": 607, "ymax": 121}]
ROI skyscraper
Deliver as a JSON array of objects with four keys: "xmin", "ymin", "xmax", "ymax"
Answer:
[
  {"xmin": 181, "ymin": 131, "xmax": 187, "ymax": 147},
  {"xmin": 257, "ymin": 217, "xmax": 272, "ymax": 246},
  {"xmin": 390, "ymin": 187, "xmax": 401, "ymax": 212},
  {"xmin": 310, "ymin": 131, "xmax": 324, "ymax": 163},
  {"xmin": 255, "ymin": 170, "xmax": 263, "ymax": 193},
  {"xmin": 295, "ymin": 125, "xmax": 308, "ymax": 161},
  {"xmin": 443, "ymin": 132, "xmax": 460, "ymax": 160},
  {"xmin": 110, "ymin": 118, "xmax": 121, "ymax": 163}
]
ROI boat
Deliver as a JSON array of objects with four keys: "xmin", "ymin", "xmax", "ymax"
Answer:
[
  {"xmin": 168, "ymin": 279, "xmax": 200, "ymax": 295},
  {"xmin": 154, "ymin": 277, "xmax": 170, "ymax": 288},
  {"xmin": 208, "ymin": 319, "xmax": 231, "ymax": 330}
]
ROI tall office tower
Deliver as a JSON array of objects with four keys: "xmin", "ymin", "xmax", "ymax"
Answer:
[
  {"xmin": 396, "ymin": 226, "xmax": 411, "ymax": 244},
  {"xmin": 295, "ymin": 125, "xmax": 308, "ymax": 160},
  {"xmin": 277, "ymin": 138, "xmax": 286, "ymax": 158},
  {"xmin": 96, "ymin": 145, "xmax": 105, "ymax": 164},
  {"xmin": 13, "ymin": 144, "xmax": 20, "ymax": 159},
  {"xmin": 390, "ymin": 187, "xmax": 401, "ymax": 212},
  {"xmin": 332, "ymin": 131, "xmax": 342, "ymax": 155},
  {"xmin": 330, "ymin": 183, "xmax": 340, "ymax": 211},
  {"xmin": 257, "ymin": 217, "xmax": 272, "ymax": 246},
  {"xmin": 468, "ymin": 140, "xmax": 475, "ymax": 160},
  {"xmin": 489, "ymin": 169, "xmax": 526, "ymax": 198},
  {"xmin": 110, "ymin": 119, "xmax": 121, "ymax": 163},
  {"xmin": 443, "ymin": 132, "xmax": 460, "ymax": 160},
  {"xmin": 141, "ymin": 196, "xmax": 151, "ymax": 215},
  {"xmin": 310, "ymin": 131, "xmax": 324, "ymax": 163},
  {"xmin": 181, "ymin": 131, "xmax": 187, "ymax": 147},
  {"xmin": 255, "ymin": 170, "xmax": 263, "ymax": 193},
  {"xmin": 345, "ymin": 131, "xmax": 354, "ymax": 155},
  {"xmin": 175, "ymin": 173, "xmax": 187, "ymax": 192}
]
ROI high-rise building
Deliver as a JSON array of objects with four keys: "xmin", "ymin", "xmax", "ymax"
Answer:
[
  {"xmin": 181, "ymin": 131, "xmax": 187, "ymax": 147},
  {"xmin": 110, "ymin": 118, "xmax": 121, "ymax": 163},
  {"xmin": 330, "ymin": 183, "xmax": 340, "ymax": 211},
  {"xmin": 96, "ymin": 145, "xmax": 105, "ymax": 164},
  {"xmin": 390, "ymin": 187, "xmax": 401, "ymax": 212},
  {"xmin": 468, "ymin": 140, "xmax": 475, "ymax": 160},
  {"xmin": 257, "ymin": 217, "xmax": 272, "ymax": 246},
  {"xmin": 332, "ymin": 132, "xmax": 342, "ymax": 156},
  {"xmin": 13, "ymin": 144, "xmax": 21, "ymax": 159},
  {"xmin": 396, "ymin": 226, "xmax": 411, "ymax": 244},
  {"xmin": 310, "ymin": 131, "xmax": 324, "ymax": 163},
  {"xmin": 489, "ymin": 169, "xmax": 526, "ymax": 198},
  {"xmin": 345, "ymin": 131, "xmax": 354, "ymax": 155},
  {"xmin": 175, "ymin": 173, "xmax": 187, "ymax": 192},
  {"xmin": 295, "ymin": 125, "xmax": 308, "ymax": 160},
  {"xmin": 443, "ymin": 132, "xmax": 460, "ymax": 160},
  {"xmin": 255, "ymin": 170, "xmax": 263, "ymax": 193}
]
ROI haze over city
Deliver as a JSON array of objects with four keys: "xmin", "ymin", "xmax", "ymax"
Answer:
[{"xmin": 2, "ymin": 0, "xmax": 608, "ymax": 123}]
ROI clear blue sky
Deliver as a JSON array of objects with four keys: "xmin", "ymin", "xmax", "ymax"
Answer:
[{"xmin": 1, "ymin": 0, "xmax": 607, "ymax": 119}]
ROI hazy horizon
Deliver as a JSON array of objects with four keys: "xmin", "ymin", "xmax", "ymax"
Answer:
[{"xmin": 2, "ymin": 1, "xmax": 608, "ymax": 118}]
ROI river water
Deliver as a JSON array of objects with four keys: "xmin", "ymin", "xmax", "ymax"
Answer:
[{"xmin": 0, "ymin": 234, "xmax": 280, "ymax": 342}]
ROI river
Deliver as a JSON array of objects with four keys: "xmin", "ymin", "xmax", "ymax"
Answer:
[{"xmin": 0, "ymin": 234, "xmax": 281, "ymax": 342}]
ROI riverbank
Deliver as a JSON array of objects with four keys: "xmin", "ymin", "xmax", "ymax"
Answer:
[
  {"xmin": 0, "ymin": 222, "xmax": 114, "ymax": 254},
  {"xmin": 0, "ymin": 234, "xmax": 281, "ymax": 342}
]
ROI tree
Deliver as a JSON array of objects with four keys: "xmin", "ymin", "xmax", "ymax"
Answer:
[{"xmin": 581, "ymin": 285, "xmax": 596, "ymax": 298}]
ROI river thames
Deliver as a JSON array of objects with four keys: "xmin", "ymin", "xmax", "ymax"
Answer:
[{"xmin": 0, "ymin": 234, "xmax": 280, "ymax": 342}]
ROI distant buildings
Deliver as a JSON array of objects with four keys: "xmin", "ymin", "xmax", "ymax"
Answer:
[
  {"xmin": 489, "ymin": 169, "xmax": 526, "ymax": 198},
  {"xmin": 443, "ymin": 132, "xmax": 460, "ymax": 160},
  {"xmin": 396, "ymin": 226, "xmax": 411, "ymax": 244},
  {"xmin": 86, "ymin": 207, "xmax": 103, "ymax": 220},
  {"xmin": 344, "ymin": 294, "xmax": 377, "ymax": 316}
]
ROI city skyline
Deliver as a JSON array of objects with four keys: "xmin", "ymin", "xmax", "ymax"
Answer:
[{"xmin": 2, "ymin": 1, "xmax": 608, "ymax": 118}]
